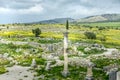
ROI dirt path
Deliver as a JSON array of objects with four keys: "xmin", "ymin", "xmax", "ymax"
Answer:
[
  {"xmin": 0, "ymin": 65, "xmax": 35, "ymax": 80},
  {"xmin": 87, "ymin": 48, "xmax": 117, "ymax": 59},
  {"xmin": 103, "ymin": 48, "xmax": 117, "ymax": 55}
]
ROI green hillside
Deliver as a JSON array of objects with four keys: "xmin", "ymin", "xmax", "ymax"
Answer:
[{"xmin": 76, "ymin": 14, "xmax": 120, "ymax": 22}]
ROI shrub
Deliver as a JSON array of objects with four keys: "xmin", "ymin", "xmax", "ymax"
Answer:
[
  {"xmin": 84, "ymin": 32, "xmax": 96, "ymax": 39},
  {"xmin": 98, "ymin": 27, "xmax": 106, "ymax": 30},
  {"xmin": 32, "ymin": 28, "xmax": 41, "ymax": 37},
  {"xmin": 0, "ymin": 66, "xmax": 7, "ymax": 74}
]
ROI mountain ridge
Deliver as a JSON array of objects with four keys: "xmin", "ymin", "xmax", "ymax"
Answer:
[
  {"xmin": 35, "ymin": 18, "xmax": 75, "ymax": 24},
  {"xmin": 77, "ymin": 13, "xmax": 120, "ymax": 23},
  {"xmin": 31, "ymin": 13, "xmax": 120, "ymax": 24}
]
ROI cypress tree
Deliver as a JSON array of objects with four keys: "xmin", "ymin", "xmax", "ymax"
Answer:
[{"xmin": 66, "ymin": 20, "xmax": 69, "ymax": 30}]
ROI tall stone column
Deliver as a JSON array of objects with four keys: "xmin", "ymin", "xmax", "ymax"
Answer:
[
  {"xmin": 61, "ymin": 20, "xmax": 69, "ymax": 77},
  {"xmin": 62, "ymin": 31, "xmax": 69, "ymax": 77}
]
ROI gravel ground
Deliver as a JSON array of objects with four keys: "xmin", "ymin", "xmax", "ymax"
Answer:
[{"xmin": 0, "ymin": 65, "xmax": 35, "ymax": 80}]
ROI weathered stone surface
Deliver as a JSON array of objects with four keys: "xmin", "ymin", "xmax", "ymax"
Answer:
[
  {"xmin": 117, "ymin": 71, "xmax": 120, "ymax": 80},
  {"xmin": 84, "ymin": 47, "xmax": 91, "ymax": 52},
  {"xmin": 15, "ymin": 48, "xmax": 22, "ymax": 53},
  {"xmin": 68, "ymin": 57, "xmax": 93, "ymax": 67},
  {"xmin": 61, "ymin": 70, "xmax": 70, "ymax": 78},
  {"xmin": 31, "ymin": 59, "xmax": 37, "ymax": 68},
  {"xmin": 3, "ymin": 53, "xmax": 9, "ymax": 59},
  {"xmin": 45, "ymin": 61, "xmax": 51, "ymax": 71},
  {"xmin": 86, "ymin": 63, "xmax": 93, "ymax": 78},
  {"xmin": 109, "ymin": 70, "xmax": 117, "ymax": 80},
  {"xmin": 0, "ymin": 54, "xmax": 2, "ymax": 58},
  {"xmin": 85, "ymin": 76, "xmax": 94, "ymax": 80}
]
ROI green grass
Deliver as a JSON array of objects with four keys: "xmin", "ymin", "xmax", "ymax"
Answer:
[
  {"xmin": 35, "ymin": 65, "xmax": 108, "ymax": 80},
  {"xmin": 0, "ymin": 43, "xmax": 34, "ymax": 56},
  {"xmin": 0, "ymin": 66, "xmax": 7, "ymax": 74},
  {"xmin": 0, "ymin": 22, "xmax": 119, "ymax": 78},
  {"xmin": 77, "ymin": 46, "xmax": 105, "ymax": 55},
  {"xmin": 77, "ymin": 46, "xmax": 85, "ymax": 52},
  {"xmin": 15, "ymin": 55, "xmax": 46, "ymax": 66},
  {"xmin": 93, "ymin": 69, "xmax": 108, "ymax": 80},
  {"xmin": 84, "ymin": 48, "xmax": 105, "ymax": 55},
  {"xmin": 0, "ymin": 59, "xmax": 10, "ymax": 65},
  {"xmin": 1, "ymin": 22, "xmax": 120, "ymax": 49},
  {"xmin": 91, "ymin": 58, "xmax": 120, "ymax": 68},
  {"xmin": 78, "ymin": 22, "xmax": 120, "ymax": 28},
  {"xmin": 38, "ymin": 39, "xmax": 62, "ymax": 44},
  {"xmin": 35, "ymin": 65, "xmax": 87, "ymax": 80}
]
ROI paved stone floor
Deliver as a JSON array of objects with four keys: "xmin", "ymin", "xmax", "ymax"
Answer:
[{"xmin": 0, "ymin": 65, "xmax": 35, "ymax": 80}]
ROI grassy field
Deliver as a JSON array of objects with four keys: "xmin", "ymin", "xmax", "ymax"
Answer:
[
  {"xmin": 77, "ymin": 22, "xmax": 120, "ymax": 29},
  {"xmin": 0, "ymin": 22, "xmax": 120, "ymax": 79},
  {"xmin": 0, "ymin": 22, "xmax": 120, "ymax": 49}
]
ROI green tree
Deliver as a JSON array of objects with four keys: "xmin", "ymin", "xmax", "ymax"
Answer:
[
  {"xmin": 66, "ymin": 20, "xmax": 69, "ymax": 30},
  {"xmin": 32, "ymin": 28, "xmax": 41, "ymax": 37},
  {"xmin": 84, "ymin": 32, "xmax": 96, "ymax": 39},
  {"xmin": 98, "ymin": 27, "xmax": 105, "ymax": 30}
]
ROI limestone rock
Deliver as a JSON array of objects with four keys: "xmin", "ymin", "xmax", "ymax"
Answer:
[
  {"xmin": 31, "ymin": 59, "xmax": 37, "ymax": 68},
  {"xmin": 84, "ymin": 47, "xmax": 91, "ymax": 52}
]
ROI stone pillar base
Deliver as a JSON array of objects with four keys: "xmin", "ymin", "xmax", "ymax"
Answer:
[
  {"xmin": 61, "ymin": 70, "xmax": 70, "ymax": 77},
  {"xmin": 85, "ymin": 76, "xmax": 94, "ymax": 80}
]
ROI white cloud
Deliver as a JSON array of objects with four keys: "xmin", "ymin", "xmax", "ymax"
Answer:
[
  {"xmin": 0, "ymin": 0, "xmax": 120, "ymax": 24},
  {"xmin": 17, "ymin": 5, "xmax": 44, "ymax": 14},
  {"xmin": 64, "ymin": 5, "xmax": 102, "ymax": 18},
  {"xmin": 74, "ymin": 6, "xmax": 98, "ymax": 15},
  {"xmin": 81, "ymin": 0, "xmax": 90, "ymax": 3},
  {"xmin": 0, "ymin": 7, "xmax": 11, "ymax": 13},
  {"xmin": 0, "ymin": 4, "xmax": 43, "ymax": 14}
]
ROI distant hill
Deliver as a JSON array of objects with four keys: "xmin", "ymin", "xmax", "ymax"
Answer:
[
  {"xmin": 35, "ymin": 18, "xmax": 75, "ymax": 24},
  {"xmin": 76, "ymin": 14, "xmax": 120, "ymax": 22},
  {"xmin": 31, "ymin": 14, "xmax": 120, "ymax": 24}
]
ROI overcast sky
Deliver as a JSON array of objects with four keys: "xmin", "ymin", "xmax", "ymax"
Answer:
[{"xmin": 0, "ymin": 0, "xmax": 120, "ymax": 24}]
